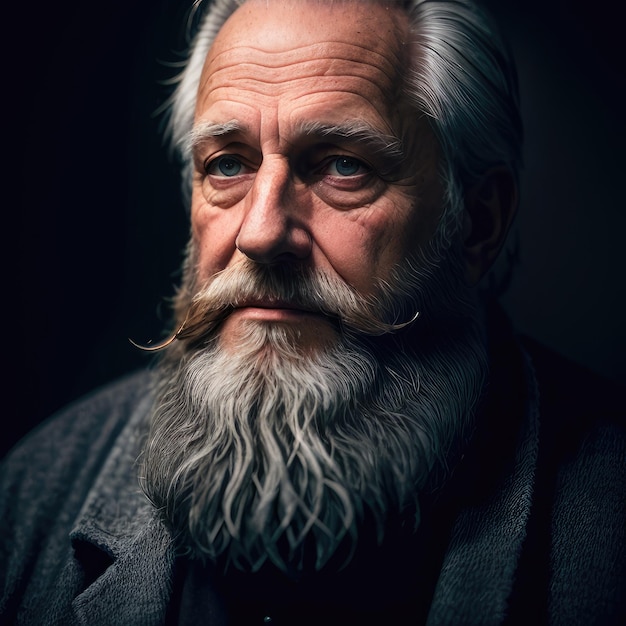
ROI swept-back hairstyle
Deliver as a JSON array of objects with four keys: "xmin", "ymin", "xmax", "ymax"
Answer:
[{"xmin": 162, "ymin": 0, "xmax": 523, "ymax": 238}]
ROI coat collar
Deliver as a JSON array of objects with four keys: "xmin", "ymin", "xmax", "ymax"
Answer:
[
  {"xmin": 69, "ymin": 389, "xmax": 177, "ymax": 625},
  {"xmin": 426, "ymin": 346, "xmax": 541, "ymax": 624}
]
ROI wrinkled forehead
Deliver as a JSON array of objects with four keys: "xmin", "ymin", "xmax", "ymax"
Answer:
[{"xmin": 201, "ymin": 0, "xmax": 410, "ymax": 84}]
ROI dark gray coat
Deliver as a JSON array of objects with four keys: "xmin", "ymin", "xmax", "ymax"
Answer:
[{"xmin": 1, "ymin": 327, "xmax": 625, "ymax": 625}]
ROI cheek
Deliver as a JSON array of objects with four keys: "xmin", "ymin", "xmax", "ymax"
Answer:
[
  {"xmin": 314, "ymin": 194, "xmax": 440, "ymax": 295},
  {"xmin": 191, "ymin": 194, "xmax": 241, "ymax": 282},
  {"xmin": 373, "ymin": 187, "xmax": 445, "ymax": 264},
  {"xmin": 312, "ymin": 206, "xmax": 402, "ymax": 295}
]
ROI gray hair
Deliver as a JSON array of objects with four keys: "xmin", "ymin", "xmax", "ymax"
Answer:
[{"xmin": 162, "ymin": 0, "xmax": 522, "ymax": 239}]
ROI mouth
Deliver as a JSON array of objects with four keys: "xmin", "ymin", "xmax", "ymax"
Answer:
[
  {"xmin": 230, "ymin": 298, "xmax": 332, "ymax": 324},
  {"xmin": 214, "ymin": 297, "xmax": 342, "ymax": 353},
  {"xmin": 237, "ymin": 297, "xmax": 300, "ymax": 309}
]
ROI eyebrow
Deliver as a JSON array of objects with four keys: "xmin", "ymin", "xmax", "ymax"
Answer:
[
  {"xmin": 184, "ymin": 118, "xmax": 406, "ymax": 174},
  {"xmin": 184, "ymin": 120, "xmax": 243, "ymax": 159},
  {"xmin": 296, "ymin": 120, "xmax": 406, "ymax": 171}
]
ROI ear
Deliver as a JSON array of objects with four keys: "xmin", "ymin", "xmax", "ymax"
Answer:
[{"xmin": 462, "ymin": 166, "xmax": 518, "ymax": 286}]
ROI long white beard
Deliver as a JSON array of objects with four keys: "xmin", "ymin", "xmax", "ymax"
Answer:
[{"xmin": 140, "ymin": 245, "xmax": 488, "ymax": 573}]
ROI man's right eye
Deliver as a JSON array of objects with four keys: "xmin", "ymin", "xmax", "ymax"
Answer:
[{"xmin": 205, "ymin": 155, "xmax": 244, "ymax": 177}]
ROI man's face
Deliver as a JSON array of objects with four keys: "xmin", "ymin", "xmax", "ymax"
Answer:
[{"xmin": 189, "ymin": 0, "xmax": 445, "ymax": 351}]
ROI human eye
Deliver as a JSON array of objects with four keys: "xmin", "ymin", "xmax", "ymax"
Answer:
[
  {"xmin": 318, "ymin": 155, "xmax": 370, "ymax": 177},
  {"xmin": 204, "ymin": 155, "xmax": 250, "ymax": 178},
  {"xmin": 305, "ymin": 151, "xmax": 384, "ymax": 209},
  {"xmin": 197, "ymin": 152, "xmax": 256, "ymax": 207}
]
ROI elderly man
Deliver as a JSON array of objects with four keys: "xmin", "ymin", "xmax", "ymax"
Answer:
[{"xmin": 1, "ymin": 0, "xmax": 624, "ymax": 624}]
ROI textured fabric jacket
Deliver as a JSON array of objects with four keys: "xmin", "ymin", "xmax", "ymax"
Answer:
[{"xmin": 1, "ymin": 315, "xmax": 625, "ymax": 625}]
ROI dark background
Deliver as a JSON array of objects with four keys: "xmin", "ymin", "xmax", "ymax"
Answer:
[{"xmin": 3, "ymin": 0, "xmax": 625, "ymax": 457}]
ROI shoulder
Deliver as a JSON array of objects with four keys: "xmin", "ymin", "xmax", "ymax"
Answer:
[
  {"xmin": 520, "ymin": 334, "xmax": 625, "ymax": 493},
  {"xmin": 2, "ymin": 368, "xmax": 155, "ymax": 476},
  {"xmin": 521, "ymin": 335, "xmax": 625, "ymax": 467},
  {"xmin": 522, "ymin": 335, "xmax": 623, "ymax": 421},
  {"xmin": 0, "ymin": 368, "xmax": 155, "ymax": 538},
  {"xmin": 0, "ymin": 369, "xmax": 156, "ymax": 620}
]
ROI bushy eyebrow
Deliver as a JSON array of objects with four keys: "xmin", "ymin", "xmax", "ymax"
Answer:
[
  {"xmin": 296, "ymin": 120, "xmax": 406, "ymax": 170},
  {"xmin": 184, "ymin": 120, "xmax": 243, "ymax": 160},
  {"xmin": 184, "ymin": 118, "xmax": 406, "ymax": 175}
]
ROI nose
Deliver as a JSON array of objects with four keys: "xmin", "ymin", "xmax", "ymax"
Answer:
[{"xmin": 235, "ymin": 158, "xmax": 312, "ymax": 264}]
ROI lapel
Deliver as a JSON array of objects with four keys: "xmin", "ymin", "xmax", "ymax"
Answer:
[
  {"xmin": 426, "ymin": 346, "xmax": 541, "ymax": 625},
  {"xmin": 68, "ymin": 392, "xmax": 177, "ymax": 626}
]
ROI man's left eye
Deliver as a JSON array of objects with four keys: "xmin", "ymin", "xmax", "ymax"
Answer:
[
  {"xmin": 323, "ymin": 156, "xmax": 368, "ymax": 176},
  {"xmin": 205, "ymin": 155, "xmax": 246, "ymax": 177}
]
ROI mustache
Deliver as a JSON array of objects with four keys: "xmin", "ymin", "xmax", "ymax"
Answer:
[{"xmin": 131, "ymin": 260, "xmax": 419, "ymax": 352}]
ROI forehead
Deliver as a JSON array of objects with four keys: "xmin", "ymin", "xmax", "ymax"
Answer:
[
  {"xmin": 209, "ymin": 0, "xmax": 408, "ymax": 54},
  {"xmin": 194, "ymin": 0, "xmax": 411, "ymax": 132}
]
